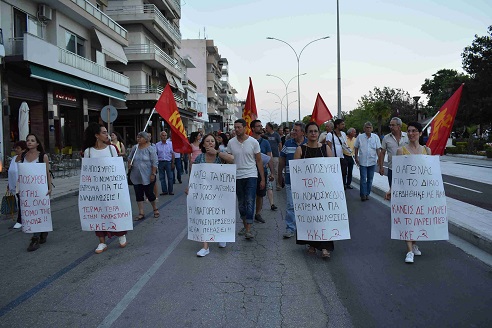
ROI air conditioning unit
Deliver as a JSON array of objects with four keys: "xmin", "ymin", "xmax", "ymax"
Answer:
[{"xmin": 39, "ymin": 4, "xmax": 52, "ymax": 21}]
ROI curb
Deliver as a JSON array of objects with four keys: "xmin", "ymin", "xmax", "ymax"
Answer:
[{"xmin": 353, "ymin": 176, "xmax": 492, "ymax": 256}]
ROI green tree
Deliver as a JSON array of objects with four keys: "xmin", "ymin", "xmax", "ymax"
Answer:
[{"xmin": 462, "ymin": 25, "xmax": 492, "ymax": 127}]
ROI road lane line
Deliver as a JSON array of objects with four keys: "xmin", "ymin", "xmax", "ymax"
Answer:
[
  {"xmin": 443, "ymin": 182, "xmax": 482, "ymax": 193},
  {"xmin": 98, "ymin": 227, "xmax": 187, "ymax": 328}
]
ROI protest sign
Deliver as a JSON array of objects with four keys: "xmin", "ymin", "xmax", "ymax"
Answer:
[
  {"xmin": 289, "ymin": 157, "xmax": 350, "ymax": 241},
  {"xmin": 78, "ymin": 157, "xmax": 133, "ymax": 232},
  {"xmin": 187, "ymin": 163, "xmax": 236, "ymax": 243},
  {"xmin": 391, "ymin": 155, "xmax": 448, "ymax": 241},
  {"xmin": 18, "ymin": 163, "xmax": 52, "ymax": 233}
]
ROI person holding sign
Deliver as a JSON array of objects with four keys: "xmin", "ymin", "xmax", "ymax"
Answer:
[
  {"xmin": 385, "ymin": 122, "xmax": 432, "ymax": 264},
  {"xmin": 83, "ymin": 123, "xmax": 128, "ymax": 254},
  {"xmin": 18, "ymin": 134, "xmax": 52, "ymax": 252},
  {"xmin": 129, "ymin": 132, "xmax": 159, "ymax": 220},
  {"xmin": 293, "ymin": 122, "xmax": 335, "ymax": 258},
  {"xmin": 186, "ymin": 133, "xmax": 234, "ymax": 257}
]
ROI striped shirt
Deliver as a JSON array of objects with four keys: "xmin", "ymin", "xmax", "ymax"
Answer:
[{"xmin": 280, "ymin": 137, "xmax": 307, "ymax": 184}]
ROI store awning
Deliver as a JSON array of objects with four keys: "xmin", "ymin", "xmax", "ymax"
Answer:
[
  {"xmin": 164, "ymin": 70, "xmax": 177, "ymax": 88},
  {"xmin": 30, "ymin": 64, "xmax": 126, "ymax": 101},
  {"xmin": 172, "ymin": 76, "xmax": 185, "ymax": 93},
  {"xmin": 95, "ymin": 29, "xmax": 128, "ymax": 65}
]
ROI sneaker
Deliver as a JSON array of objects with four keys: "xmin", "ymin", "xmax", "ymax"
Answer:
[
  {"xmin": 218, "ymin": 242, "xmax": 227, "ymax": 248},
  {"xmin": 13, "ymin": 222, "xmax": 22, "ymax": 229},
  {"xmin": 95, "ymin": 243, "xmax": 108, "ymax": 254},
  {"xmin": 254, "ymin": 214, "xmax": 265, "ymax": 223},
  {"xmin": 412, "ymin": 245, "xmax": 421, "ymax": 256},
  {"xmin": 238, "ymin": 227, "xmax": 246, "ymax": 236},
  {"xmin": 197, "ymin": 248, "xmax": 210, "ymax": 257},
  {"xmin": 271, "ymin": 204, "xmax": 278, "ymax": 211},
  {"xmin": 118, "ymin": 235, "xmax": 127, "ymax": 248},
  {"xmin": 244, "ymin": 232, "xmax": 254, "ymax": 239},
  {"xmin": 283, "ymin": 230, "xmax": 295, "ymax": 238},
  {"xmin": 27, "ymin": 237, "xmax": 40, "ymax": 252},
  {"xmin": 405, "ymin": 252, "xmax": 414, "ymax": 263}
]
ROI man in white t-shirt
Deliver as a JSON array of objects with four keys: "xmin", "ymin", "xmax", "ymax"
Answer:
[
  {"xmin": 227, "ymin": 119, "xmax": 265, "ymax": 239},
  {"xmin": 326, "ymin": 119, "xmax": 349, "ymax": 184}
]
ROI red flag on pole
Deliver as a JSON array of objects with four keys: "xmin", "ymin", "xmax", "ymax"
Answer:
[
  {"xmin": 154, "ymin": 84, "xmax": 192, "ymax": 153},
  {"xmin": 426, "ymin": 84, "xmax": 464, "ymax": 156},
  {"xmin": 310, "ymin": 93, "xmax": 333, "ymax": 126},
  {"xmin": 242, "ymin": 77, "xmax": 258, "ymax": 136}
]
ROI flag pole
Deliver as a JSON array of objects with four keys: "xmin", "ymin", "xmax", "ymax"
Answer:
[
  {"xmin": 423, "ymin": 111, "xmax": 440, "ymax": 131},
  {"xmin": 130, "ymin": 108, "xmax": 156, "ymax": 164}
]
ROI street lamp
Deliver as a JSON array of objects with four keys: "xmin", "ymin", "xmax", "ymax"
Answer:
[
  {"xmin": 267, "ymin": 90, "xmax": 296, "ymax": 124},
  {"xmin": 261, "ymin": 108, "xmax": 279, "ymax": 123},
  {"xmin": 266, "ymin": 73, "xmax": 306, "ymax": 123},
  {"xmin": 413, "ymin": 96, "xmax": 421, "ymax": 121},
  {"xmin": 267, "ymin": 36, "xmax": 330, "ymax": 120}
]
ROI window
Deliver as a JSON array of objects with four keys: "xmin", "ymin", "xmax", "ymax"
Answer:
[
  {"xmin": 13, "ymin": 8, "xmax": 42, "ymax": 38},
  {"xmin": 65, "ymin": 30, "xmax": 85, "ymax": 56}
]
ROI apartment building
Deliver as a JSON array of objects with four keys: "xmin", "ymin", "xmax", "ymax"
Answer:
[
  {"xmin": 106, "ymin": 0, "xmax": 195, "ymax": 143},
  {"xmin": 218, "ymin": 58, "xmax": 240, "ymax": 132},
  {"xmin": 0, "ymin": 0, "xmax": 129, "ymax": 154}
]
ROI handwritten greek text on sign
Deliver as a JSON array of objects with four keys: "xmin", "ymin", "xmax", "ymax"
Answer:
[
  {"xmin": 187, "ymin": 164, "xmax": 237, "ymax": 242},
  {"xmin": 18, "ymin": 163, "xmax": 52, "ymax": 233},
  {"xmin": 78, "ymin": 157, "xmax": 133, "ymax": 232},
  {"xmin": 391, "ymin": 155, "xmax": 448, "ymax": 241},
  {"xmin": 289, "ymin": 157, "xmax": 350, "ymax": 241}
]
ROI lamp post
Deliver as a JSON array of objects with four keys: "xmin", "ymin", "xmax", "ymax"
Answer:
[
  {"xmin": 261, "ymin": 108, "xmax": 279, "ymax": 123},
  {"xmin": 266, "ymin": 73, "xmax": 306, "ymax": 123},
  {"xmin": 267, "ymin": 90, "xmax": 296, "ymax": 125},
  {"xmin": 413, "ymin": 96, "xmax": 421, "ymax": 121},
  {"xmin": 267, "ymin": 36, "xmax": 330, "ymax": 121}
]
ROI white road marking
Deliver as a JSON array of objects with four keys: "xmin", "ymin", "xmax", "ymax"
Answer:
[{"xmin": 443, "ymin": 182, "xmax": 482, "ymax": 193}]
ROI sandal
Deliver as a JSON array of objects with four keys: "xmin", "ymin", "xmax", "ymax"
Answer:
[
  {"xmin": 134, "ymin": 214, "xmax": 145, "ymax": 221},
  {"xmin": 321, "ymin": 249, "xmax": 331, "ymax": 258},
  {"xmin": 308, "ymin": 246, "xmax": 316, "ymax": 254},
  {"xmin": 153, "ymin": 209, "xmax": 160, "ymax": 218}
]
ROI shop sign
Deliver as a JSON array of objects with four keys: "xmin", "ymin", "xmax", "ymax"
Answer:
[{"xmin": 54, "ymin": 91, "xmax": 77, "ymax": 102}]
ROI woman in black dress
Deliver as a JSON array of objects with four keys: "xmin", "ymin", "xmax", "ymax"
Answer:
[{"xmin": 294, "ymin": 122, "xmax": 335, "ymax": 258}]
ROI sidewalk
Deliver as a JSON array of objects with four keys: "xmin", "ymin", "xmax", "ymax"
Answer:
[{"xmin": 352, "ymin": 168, "xmax": 492, "ymax": 255}]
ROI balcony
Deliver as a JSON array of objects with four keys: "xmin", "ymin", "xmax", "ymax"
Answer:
[
  {"xmin": 14, "ymin": 33, "xmax": 128, "ymax": 93},
  {"xmin": 68, "ymin": 0, "xmax": 127, "ymax": 40},
  {"xmin": 125, "ymin": 44, "xmax": 182, "ymax": 77},
  {"xmin": 107, "ymin": 4, "xmax": 181, "ymax": 46},
  {"xmin": 128, "ymin": 84, "xmax": 184, "ymax": 109}
]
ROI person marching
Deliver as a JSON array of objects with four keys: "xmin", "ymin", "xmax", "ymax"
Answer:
[{"xmin": 8, "ymin": 140, "xmax": 27, "ymax": 229}]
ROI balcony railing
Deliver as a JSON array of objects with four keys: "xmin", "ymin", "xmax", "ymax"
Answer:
[
  {"xmin": 107, "ymin": 4, "xmax": 181, "ymax": 42},
  {"xmin": 130, "ymin": 85, "xmax": 163, "ymax": 94},
  {"xmin": 171, "ymin": 0, "xmax": 181, "ymax": 11},
  {"xmin": 9, "ymin": 37, "xmax": 24, "ymax": 55},
  {"xmin": 70, "ymin": 0, "xmax": 127, "ymax": 39},
  {"xmin": 125, "ymin": 44, "xmax": 182, "ymax": 72},
  {"xmin": 59, "ymin": 48, "xmax": 129, "ymax": 87}
]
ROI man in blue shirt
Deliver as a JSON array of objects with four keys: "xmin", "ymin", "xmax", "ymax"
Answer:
[
  {"xmin": 277, "ymin": 122, "xmax": 307, "ymax": 238},
  {"xmin": 155, "ymin": 131, "xmax": 175, "ymax": 195}
]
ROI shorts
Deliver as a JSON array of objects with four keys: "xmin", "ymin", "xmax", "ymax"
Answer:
[{"xmin": 256, "ymin": 167, "xmax": 268, "ymax": 197}]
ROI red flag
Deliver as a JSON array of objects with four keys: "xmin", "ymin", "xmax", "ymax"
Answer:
[
  {"xmin": 242, "ymin": 77, "xmax": 258, "ymax": 136},
  {"xmin": 310, "ymin": 93, "xmax": 333, "ymax": 126},
  {"xmin": 426, "ymin": 84, "xmax": 464, "ymax": 156},
  {"xmin": 154, "ymin": 84, "xmax": 192, "ymax": 153}
]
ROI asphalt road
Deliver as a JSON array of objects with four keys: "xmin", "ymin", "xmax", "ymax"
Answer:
[{"xmin": 0, "ymin": 179, "xmax": 491, "ymax": 327}]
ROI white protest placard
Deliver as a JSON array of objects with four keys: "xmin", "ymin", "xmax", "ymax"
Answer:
[
  {"xmin": 78, "ymin": 157, "xmax": 133, "ymax": 232},
  {"xmin": 187, "ymin": 163, "xmax": 237, "ymax": 243},
  {"xmin": 391, "ymin": 155, "xmax": 448, "ymax": 241},
  {"xmin": 289, "ymin": 157, "xmax": 350, "ymax": 241},
  {"xmin": 18, "ymin": 163, "xmax": 52, "ymax": 233}
]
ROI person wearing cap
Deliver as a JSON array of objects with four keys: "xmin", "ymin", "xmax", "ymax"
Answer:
[{"xmin": 129, "ymin": 131, "xmax": 159, "ymax": 220}]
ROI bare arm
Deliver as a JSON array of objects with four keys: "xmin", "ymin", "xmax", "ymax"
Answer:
[
  {"xmin": 43, "ymin": 154, "xmax": 52, "ymax": 195},
  {"xmin": 293, "ymin": 146, "xmax": 302, "ymax": 160},
  {"xmin": 278, "ymin": 156, "xmax": 285, "ymax": 187},
  {"xmin": 255, "ymin": 152, "xmax": 265, "ymax": 190}
]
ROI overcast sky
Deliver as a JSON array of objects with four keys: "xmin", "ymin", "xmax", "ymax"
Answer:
[{"xmin": 180, "ymin": 0, "xmax": 491, "ymax": 123}]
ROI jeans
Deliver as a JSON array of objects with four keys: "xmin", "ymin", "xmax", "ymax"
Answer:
[
  {"xmin": 158, "ymin": 161, "xmax": 173, "ymax": 193},
  {"xmin": 236, "ymin": 177, "xmax": 257, "ymax": 224},
  {"xmin": 359, "ymin": 165, "xmax": 376, "ymax": 197},
  {"xmin": 344, "ymin": 155, "xmax": 354, "ymax": 186},
  {"xmin": 285, "ymin": 184, "xmax": 296, "ymax": 233},
  {"xmin": 173, "ymin": 158, "xmax": 183, "ymax": 183},
  {"xmin": 387, "ymin": 169, "xmax": 393, "ymax": 187}
]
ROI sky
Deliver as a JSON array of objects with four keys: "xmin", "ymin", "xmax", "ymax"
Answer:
[{"xmin": 179, "ymin": 0, "xmax": 491, "ymax": 124}]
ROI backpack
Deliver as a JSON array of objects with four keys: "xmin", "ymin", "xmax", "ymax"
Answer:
[{"xmin": 20, "ymin": 151, "xmax": 55, "ymax": 187}]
